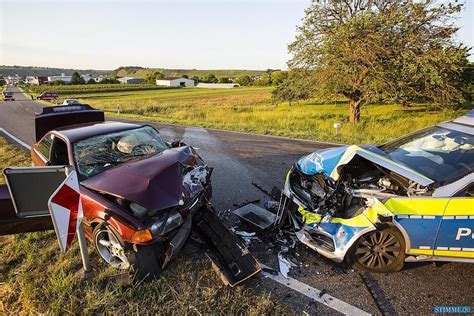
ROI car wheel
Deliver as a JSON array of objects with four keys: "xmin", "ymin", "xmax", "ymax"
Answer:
[
  {"xmin": 93, "ymin": 224, "xmax": 131, "ymax": 270},
  {"xmin": 349, "ymin": 226, "xmax": 405, "ymax": 273}
]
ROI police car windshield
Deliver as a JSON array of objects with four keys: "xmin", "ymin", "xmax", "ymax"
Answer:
[
  {"xmin": 73, "ymin": 126, "xmax": 169, "ymax": 178},
  {"xmin": 380, "ymin": 126, "xmax": 474, "ymax": 184}
]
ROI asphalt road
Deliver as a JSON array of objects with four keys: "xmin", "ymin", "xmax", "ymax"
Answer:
[{"xmin": 1, "ymin": 86, "xmax": 473, "ymax": 315}]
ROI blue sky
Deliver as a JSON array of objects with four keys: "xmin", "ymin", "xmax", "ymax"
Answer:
[{"xmin": 0, "ymin": 0, "xmax": 473, "ymax": 70}]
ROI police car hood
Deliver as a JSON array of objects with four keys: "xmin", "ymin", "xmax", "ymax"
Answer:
[{"xmin": 297, "ymin": 145, "xmax": 434, "ymax": 187}]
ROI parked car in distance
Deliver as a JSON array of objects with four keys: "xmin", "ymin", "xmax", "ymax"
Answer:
[
  {"xmin": 62, "ymin": 99, "xmax": 81, "ymax": 106},
  {"xmin": 36, "ymin": 92, "xmax": 59, "ymax": 101},
  {"xmin": 283, "ymin": 110, "xmax": 473, "ymax": 273},
  {"xmin": 2, "ymin": 91, "xmax": 15, "ymax": 101}
]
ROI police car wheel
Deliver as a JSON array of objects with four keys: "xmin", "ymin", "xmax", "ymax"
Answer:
[{"xmin": 349, "ymin": 226, "xmax": 405, "ymax": 273}]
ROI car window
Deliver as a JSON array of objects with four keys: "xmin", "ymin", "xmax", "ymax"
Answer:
[
  {"xmin": 50, "ymin": 137, "xmax": 69, "ymax": 165},
  {"xmin": 455, "ymin": 183, "xmax": 474, "ymax": 198},
  {"xmin": 73, "ymin": 126, "xmax": 169, "ymax": 178},
  {"xmin": 380, "ymin": 126, "xmax": 474, "ymax": 184},
  {"xmin": 38, "ymin": 134, "xmax": 54, "ymax": 160}
]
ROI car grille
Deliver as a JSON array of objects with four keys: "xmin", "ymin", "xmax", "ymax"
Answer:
[{"xmin": 309, "ymin": 231, "xmax": 335, "ymax": 252}]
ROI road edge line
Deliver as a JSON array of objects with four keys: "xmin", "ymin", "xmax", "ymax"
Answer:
[
  {"xmin": 0, "ymin": 128, "xmax": 31, "ymax": 150},
  {"xmin": 261, "ymin": 264, "xmax": 371, "ymax": 316}
]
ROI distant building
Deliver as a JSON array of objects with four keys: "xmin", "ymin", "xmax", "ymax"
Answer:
[
  {"xmin": 156, "ymin": 77, "xmax": 195, "ymax": 87},
  {"xmin": 196, "ymin": 83, "xmax": 240, "ymax": 89},
  {"xmin": 25, "ymin": 76, "xmax": 38, "ymax": 85},
  {"xmin": 94, "ymin": 75, "xmax": 108, "ymax": 83},
  {"xmin": 117, "ymin": 77, "xmax": 145, "ymax": 84},
  {"xmin": 48, "ymin": 73, "xmax": 72, "ymax": 83},
  {"xmin": 81, "ymin": 74, "xmax": 93, "ymax": 82}
]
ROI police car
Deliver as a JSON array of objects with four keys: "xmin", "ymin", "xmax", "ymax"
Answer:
[{"xmin": 284, "ymin": 110, "xmax": 473, "ymax": 272}]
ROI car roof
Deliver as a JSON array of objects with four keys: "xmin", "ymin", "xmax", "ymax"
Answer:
[
  {"xmin": 54, "ymin": 121, "xmax": 143, "ymax": 143},
  {"xmin": 437, "ymin": 109, "xmax": 474, "ymax": 135}
]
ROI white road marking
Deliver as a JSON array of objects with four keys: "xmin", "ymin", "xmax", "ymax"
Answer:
[
  {"xmin": 261, "ymin": 264, "xmax": 371, "ymax": 315},
  {"xmin": 0, "ymin": 128, "xmax": 31, "ymax": 150}
]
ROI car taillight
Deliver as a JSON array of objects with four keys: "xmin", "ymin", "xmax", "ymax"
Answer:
[{"xmin": 131, "ymin": 229, "xmax": 153, "ymax": 243}]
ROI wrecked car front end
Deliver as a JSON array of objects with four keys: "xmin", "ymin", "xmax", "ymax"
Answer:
[{"xmin": 283, "ymin": 145, "xmax": 434, "ymax": 268}]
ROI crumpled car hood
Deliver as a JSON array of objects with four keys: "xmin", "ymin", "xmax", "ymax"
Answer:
[
  {"xmin": 297, "ymin": 145, "xmax": 434, "ymax": 187},
  {"xmin": 81, "ymin": 146, "xmax": 206, "ymax": 211}
]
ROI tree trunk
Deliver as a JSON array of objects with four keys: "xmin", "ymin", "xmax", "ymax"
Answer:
[{"xmin": 349, "ymin": 99, "xmax": 361, "ymax": 125}]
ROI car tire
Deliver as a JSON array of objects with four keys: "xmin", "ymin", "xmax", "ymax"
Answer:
[
  {"xmin": 93, "ymin": 224, "xmax": 165, "ymax": 280},
  {"xmin": 348, "ymin": 225, "xmax": 405, "ymax": 273},
  {"xmin": 93, "ymin": 224, "xmax": 131, "ymax": 270}
]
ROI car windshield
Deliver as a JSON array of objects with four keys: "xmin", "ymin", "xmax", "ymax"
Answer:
[
  {"xmin": 379, "ymin": 126, "xmax": 474, "ymax": 184},
  {"xmin": 73, "ymin": 126, "xmax": 169, "ymax": 178}
]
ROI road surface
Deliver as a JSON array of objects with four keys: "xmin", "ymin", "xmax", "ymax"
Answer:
[{"xmin": 1, "ymin": 86, "xmax": 473, "ymax": 314}]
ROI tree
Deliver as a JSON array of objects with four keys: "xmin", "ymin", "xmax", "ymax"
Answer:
[
  {"xmin": 202, "ymin": 73, "xmax": 217, "ymax": 83},
  {"xmin": 235, "ymin": 75, "xmax": 253, "ymax": 86},
  {"xmin": 99, "ymin": 77, "xmax": 119, "ymax": 84},
  {"xmin": 181, "ymin": 74, "xmax": 189, "ymax": 79},
  {"xmin": 87, "ymin": 78, "xmax": 97, "ymax": 84},
  {"xmin": 204, "ymin": 74, "xmax": 218, "ymax": 83},
  {"xmin": 191, "ymin": 75, "xmax": 200, "ymax": 83},
  {"xmin": 218, "ymin": 76, "xmax": 230, "ymax": 83},
  {"xmin": 253, "ymin": 73, "xmax": 272, "ymax": 86},
  {"xmin": 144, "ymin": 71, "xmax": 164, "ymax": 84},
  {"xmin": 70, "ymin": 71, "xmax": 85, "ymax": 85},
  {"xmin": 272, "ymin": 69, "xmax": 313, "ymax": 103},
  {"xmin": 285, "ymin": 0, "xmax": 470, "ymax": 124},
  {"xmin": 270, "ymin": 70, "xmax": 288, "ymax": 85}
]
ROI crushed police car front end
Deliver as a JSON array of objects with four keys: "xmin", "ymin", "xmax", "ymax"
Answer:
[{"xmin": 283, "ymin": 144, "xmax": 438, "ymax": 270}]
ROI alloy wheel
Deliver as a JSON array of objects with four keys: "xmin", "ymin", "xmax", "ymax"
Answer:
[
  {"xmin": 355, "ymin": 230, "xmax": 402, "ymax": 270},
  {"xmin": 95, "ymin": 227, "xmax": 130, "ymax": 269}
]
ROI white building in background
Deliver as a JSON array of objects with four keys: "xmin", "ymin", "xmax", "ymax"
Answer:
[
  {"xmin": 156, "ymin": 77, "xmax": 195, "ymax": 87},
  {"xmin": 48, "ymin": 73, "xmax": 72, "ymax": 83},
  {"xmin": 117, "ymin": 77, "xmax": 145, "ymax": 84},
  {"xmin": 94, "ymin": 75, "xmax": 107, "ymax": 83},
  {"xmin": 81, "ymin": 74, "xmax": 93, "ymax": 82},
  {"xmin": 25, "ymin": 76, "xmax": 39, "ymax": 85},
  {"xmin": 196, "ymin": 83, "xmax": 240, "ymax": 89}
]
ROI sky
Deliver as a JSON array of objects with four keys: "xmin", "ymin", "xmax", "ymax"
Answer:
[{"xmin": 0, "ymin": 0, "xmax": 473, "ymax": 70}]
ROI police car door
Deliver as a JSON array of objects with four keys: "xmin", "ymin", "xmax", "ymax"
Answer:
[{"xmin": 434, "ymin": 182, "xmax": 474, "ymax": 259}]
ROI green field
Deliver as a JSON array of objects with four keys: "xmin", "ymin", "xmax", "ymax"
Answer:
[
  {"xmin": 0, "ymin": 137, "xmax": 286, "ymax": 314},
  {"xmin": 25, "ymin": 83, "xmax": 173, "ymax": 95},
  {"xmin": 54, "ymin": 86, "xmax": 467, "ymax": 144}
]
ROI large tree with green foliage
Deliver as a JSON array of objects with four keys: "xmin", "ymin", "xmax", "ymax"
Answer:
[
  {"xmin": 279, "ymin": 0, "xmax": 470, "ymax": 124},
  {"xmin": 70, "ymin": 71, "xmax": 85, "ymax": 85},
  {"xmin": 144, "ymin": 71, "xmax": 164, "ymax": 84}
]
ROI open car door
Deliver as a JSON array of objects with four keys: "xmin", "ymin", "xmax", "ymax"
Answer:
[
  {"xmin": 0, "ymin": 166, "xmax": 68, "ymax": 235},
  {"xmin": 35, "ymin": 104, "xmax": 104, "ymax": 142}
]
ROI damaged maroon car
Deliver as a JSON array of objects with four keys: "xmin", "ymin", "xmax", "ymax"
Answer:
[{"xmin": 1, "ymin": 105, "xmax": 260, "ymax": 284}]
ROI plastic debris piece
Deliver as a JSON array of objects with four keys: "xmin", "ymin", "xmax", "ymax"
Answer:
[
  {"xmin": 278, "ymin": 251, "xmax": 297, "ymax": 279},
  {"xmin": 233, "ymin": 204, "xmax": 277, "ymax": 230}
]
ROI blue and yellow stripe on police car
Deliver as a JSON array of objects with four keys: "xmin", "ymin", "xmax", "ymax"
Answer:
[{"xmin": 386, "ymin": 197, "xmax": 474, "ymax": 258}]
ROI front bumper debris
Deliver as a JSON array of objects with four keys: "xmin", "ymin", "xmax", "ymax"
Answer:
[{"xmin": 193, "ymin": 204, "xmax": 261, "ymax": 287}]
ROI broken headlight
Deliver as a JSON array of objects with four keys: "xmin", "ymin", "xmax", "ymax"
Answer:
[{"xmin": 149, "ymin": 210, "xmax": 183, "ymax": 236}]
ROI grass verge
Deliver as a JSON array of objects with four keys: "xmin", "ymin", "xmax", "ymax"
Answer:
[
  {"xmin": 0, "ymin": 137, "xmax": 287, "ymax": 314},
  {"xmin": 55, "ymin": 86, "xmax": 468, "ymax": 144}
]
